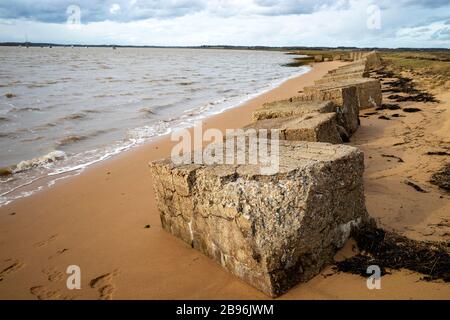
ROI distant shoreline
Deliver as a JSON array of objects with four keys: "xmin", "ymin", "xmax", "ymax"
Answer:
[{"xmin": 1, "ymin": 42, "xmax": 449, "ymax": 51}]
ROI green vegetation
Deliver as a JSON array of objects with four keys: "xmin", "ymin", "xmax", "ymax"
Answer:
[
  {"xmin": 286, "ymin": 49, "xmax": 450, "ymax": 90},
  {"xmin": 380, "ymin": 51, "xmax": 450, "ymax": 89}
]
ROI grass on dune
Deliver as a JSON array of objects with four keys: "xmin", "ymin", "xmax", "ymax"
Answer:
[
  {"xmin": 284, "ymin": 49, "xmax": 450, "ymax": 89},
  {"xmin": 380, "ymin": 51, "xmax": 450, "ymax": 89}
]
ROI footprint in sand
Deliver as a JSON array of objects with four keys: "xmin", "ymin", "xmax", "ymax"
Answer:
[
  {"xmin": 29, "ymin": 286, "xmax": 68, "ymax": 300},
  {"xmin": 48, "ymin": 248, "xmax": 69, "ymax": 260},
  {"xmin": 33, "ymin": 234, "xmax": 58, "ymax": 248},
  {"xmin": 89, "ymin": 270, "xmax": 120, "ymax": 300},
  {"xmin": 0, "ymin": 260, "xmax": 24, "ymax": 282},
  {"xmin": 42, "ymin": 266, "xmax": 64, "ymax": 282}
]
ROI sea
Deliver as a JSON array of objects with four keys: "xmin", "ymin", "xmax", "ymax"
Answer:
[{"xmin": 0, "ymin": 46, "xmax": 309, "ymax": 206}]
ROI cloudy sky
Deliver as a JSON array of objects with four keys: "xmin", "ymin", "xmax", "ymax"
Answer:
[{"xmin": 0, "ymin": 0, "xmax": 449, "ymax": 47}]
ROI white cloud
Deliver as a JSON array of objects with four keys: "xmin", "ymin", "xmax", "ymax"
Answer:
[
  {"xmin": 0, "ymin": 0, "xmax": 448, "ymax": 47},
  {"xmin": 110, "ymin": 4, "xmax": 121, "ymax": 15}
]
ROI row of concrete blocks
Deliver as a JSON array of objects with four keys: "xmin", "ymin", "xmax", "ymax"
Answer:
[
  {"xmin": 149, "ymin": 52, "xmax": 382, "ymax": 297},
  {"xmin": 250, "ymin": 95, "xmax": 358, "ymax": 145},
  {"xmin": 248, "ymin": 52, "xmax": 383, "ymax": 145},
  {"xmin": 314, "ymin": 50, "xmax": 382, "ymax": 64}
]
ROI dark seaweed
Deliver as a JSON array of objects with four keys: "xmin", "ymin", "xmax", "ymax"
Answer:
[
  {"xmin": 430, "ymin": 163, "xmax": 450, "ymax": 192},
  {"xmin": 334, "ymin": 226, "xmax": 450, "ymax": 282},
  {"xmin": 376, "ymin": 104, "xmax": 401, "ymax": 111},
  {"xmin": 388, "ymin": 93, "xmax": 438, "ymax": 103}
]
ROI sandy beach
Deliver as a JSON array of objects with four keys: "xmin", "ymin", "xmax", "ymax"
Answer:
[{"xmin": 1, "ymin": 59, "xmax": 449, "ymax": 300}]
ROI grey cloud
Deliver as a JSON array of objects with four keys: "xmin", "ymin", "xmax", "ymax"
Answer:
[
  {"xmin": 0, "ymin": 0, "xmax": 206, "ymax": 23},
  {"xmin": 403, "ymin": 0, "xmax": 450, "ymax": 8},
  {"xmin": 253, "ymin": 0, "xmax": 350, "ymax": 16},
  {"xmin": 0, "ymin": 0, "xmax": 354, "ymax": 23},
  {"xmin": 410, "ymin": 15, "xmax": 450, "ymax": 27},
  {"xmin": 431, "ymin": 26, "xmax": 450, "ymax": 40},
  {"xmin": 0, "ymin": 0, "xmax": 449, "ymax": 25}
]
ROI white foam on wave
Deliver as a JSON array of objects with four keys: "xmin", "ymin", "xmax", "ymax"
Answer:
[
  {"xmin": 0, "ymin": 66, "xmax": 311, "ymax": 207},
  {"xmin": 13, "ymin": 150, "xmax": 67, "ymax": 173}
]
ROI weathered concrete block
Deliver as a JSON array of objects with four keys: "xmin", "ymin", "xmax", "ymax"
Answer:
[
  {"xmin": 149, "ymin": 139, "xmax": 369, "ymax": 297},
  {"xmin": 336, "ymin": 86, "xmax": 360, "ymax": 136},
  {"xmin": 333, "ymin": 54, "xmax": 342, "ymax": 61},
  {"xmin": 252, "ymin": 100, "xmax": 335, "ymax": 122},
  {"xmin": 304, "ymin": 78, "xmax": 382, "ymax": 110},
  {"xmin": 244, "ymin": 113, "xmax": 342, "ymax": 144},
  {"xmin": 349, "ymin": 51, "xmax": 364, "ymax": 61},
  {"xmin": 292, "ymin": 86, "xmax": 360, "ymax": 137},
  {"xmin": 328, "ymin": 65, "xmax": 368, "ymax": 76},
  {"xmin": 352, "ymin": 78, "xmax": 382, "ymax": 109},
  {"xmin": 362, "ymin": 51, "xmax": 382, "ymax": 70},
  {"xmin": 315, "ymin": 71, "xmax": 368, "ymax": 85},
  {"xmin": 336, "ymin": 52, "xmax": 381, "ymax": 72}
]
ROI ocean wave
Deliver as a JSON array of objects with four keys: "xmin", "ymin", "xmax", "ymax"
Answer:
[
  {"xmin": 0, "ymin": 81, "xmax": 18, "ymax": 87},
  {"xmin": 12, "ymin": 150, "xmax": 66, "ymax": 174},
  {"xmin": 27, "ymin": 83, "xmax": 47, "ymax": 88},
  {"xmin": 35, "ymin": 122, "xmax": 57, "ymax": 131},
  {"xmin": 139, "ymin": 107, "xmax": 155, "ymax": 116},
  {"xmin": 56, "ymin": 129, "xmax": 111, "ymax": 147},
  {"xmin": 56, "ymin": 135, "xmax": 87, "ymax": 147},
  {"xmin": 20, "ymin": 135, "xmax": 45, "ymax": 142},
  {"xmin": 218, "ymin": 88, "xmax": 234, "ymax": 94},
  {"xmin": 151, "ymin": 102, "xmax": 177, "ymax": 112},
  {"xmin": 57, "ymin": 112, "xmax": 88, "ymax": 122},
  {"xmin": 10, "ymin": 106, "xmax": 42, "ymax": 113},
  {"xmin": 81, "ymin": 108, "xmax": 102, "ymax": 114},
  {"xmin": 127, "ymin": 121, "xmax": 171, "ymax": 142},
  {"xmin": 94, "ymin": 93, "xmax": 116, "ymax": 98}
]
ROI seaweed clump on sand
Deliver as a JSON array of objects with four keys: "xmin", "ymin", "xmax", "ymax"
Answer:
[
  {"xmin": 375, "ymin": 66, "xmax": 439, "ymax": 103},
  {"xmin": 430, "ymin": 163, "xmax": 450, "ymax": 192},
  {"xmin": 372, "ymin": 69, "xmax": 395, "ymax": 79},
  {"xmin": 403, "ymin": 107, "xmax": 422, "ymax": 113},
  {"xmin": 388, "ymin": 92, "xmax": 438, "ymax": 103},
  {"xmin": 383, "ymin": 77, "xmax": 419, "ymax": 94},
  {"xmin": 334, "ymin": 225, "xmax": 450, "ymax": 282},
  {"xmin": 376, "ymin": 103, "xmax": 401, "ymax": 111}
]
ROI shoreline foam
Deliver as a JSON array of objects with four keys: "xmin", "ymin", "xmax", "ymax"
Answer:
[{"xmin": 0, "ymin": 66, "xmax": 311, "ymax": 207}]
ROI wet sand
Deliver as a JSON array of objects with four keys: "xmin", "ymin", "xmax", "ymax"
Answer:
[{"xmin": 1, "ymin": 60, "xmax": 449, "ymax": 300}]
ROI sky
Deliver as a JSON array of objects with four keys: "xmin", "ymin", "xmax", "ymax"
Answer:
[{"xmin": 0, "ymin": 0, "xmax": 449, "ymax": 48}]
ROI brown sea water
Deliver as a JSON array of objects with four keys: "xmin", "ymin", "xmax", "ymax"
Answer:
[{"xmin": 0, "ymin": 46, "xmax": 309, "ymax": 205}]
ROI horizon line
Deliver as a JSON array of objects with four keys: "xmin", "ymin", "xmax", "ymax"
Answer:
[{"xmin": 1, "ymin": 42, "xmax": 449, "ymax": 51}]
